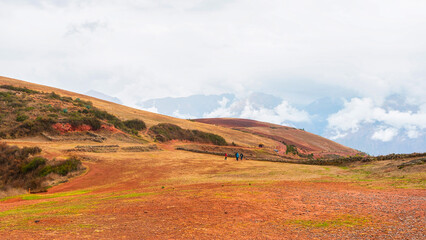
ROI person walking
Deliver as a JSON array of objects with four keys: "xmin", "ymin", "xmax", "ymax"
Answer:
[
  {"xmin": 225, "ymin": 153, "xmax": 228, "ymax": 160},
  {"xmin": 240, "ymin": 153, "xmax": 244, "ymax": 161},
  {"xmin": 235, "ymin": 152, "xmax": 239, "ymax": 161}
]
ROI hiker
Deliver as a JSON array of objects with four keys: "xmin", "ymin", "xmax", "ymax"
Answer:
[
  {"xmin": 225, "ymin": 153, "xmax": 228, "ymax": 160},
  {"xmin": 235, "ymin": 152, "xmax": 239, "ymax": 161},
  {"xmin": 240, "ymin": 153, "xmax": 244, "ymax": 161}
]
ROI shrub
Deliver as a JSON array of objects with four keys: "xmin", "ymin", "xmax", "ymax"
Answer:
[
  {"xmin": 285, "ymin": 144, "xmax": 298, "ymax": 155},
  {"xmin": 74, "ymin": 98, "xmax": 93, "ymax": 107},
  {"xmin": 91, "ymin": 109, "xmax": 118, "ymax": 121},
  {"xmin": 123, "ymin": 119, "xmax": 146, "ymax": 131},
  {"xmin": 40, "ymin": 157, "xmax": 82, "ymax": 176},
  {"xmin": 21, "ymin": 157, "xmax": 47, "ymax": 173},
  {"xmin": 48, "ymin": 92, "xmax": 61, "ymax": 100},
  {"xmin": 0, "ymin": 85, "xmax": 40, "ymax": 94},
  {"xmin": 0, "ymin": 143, "xmax": 82, "ymax": 192},
  {"xmin": 16, "ymin": 114, "xmax": 29, "ymax": 122},
  {"xmin": 67, "ymin": 116, "xmax": 101, "ymax": 130},
  {"xmin": 16, "ymin": 117, "xmax": 56, "ymax": 137}
]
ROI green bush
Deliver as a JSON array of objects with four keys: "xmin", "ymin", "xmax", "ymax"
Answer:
[
  {"xmin": 74, "ymin": 98, "xmax": 93, "ymax": 108},
  {"xmin": 16, "ymin": 114, "xmax": 29, "ymax": 122},
  {"xmin": 285, "ymin": 144, "xmax": 298, "ymax": 155},
  {"xmin": 48, "ymin": 92, "xmax": 61, "ymax": 100},
  {"xmin": 68, "ymin": 116, "xmax": 101, "ymax": 130},
  {"xmin": 40, "ymin": 157, "xmax": 81, "ymax": 176},
  {"xmin": 16, "ymin": 117, "xmax": 56, "ymax": 136},
  {"xmin": 123, "ymin": 119, "xmax": 146, "ymax": 131},
  {"xmin": 21, "ymin": 157, "xmax": 46, "ymax": 174},
  {"xmin": 91, "ymin": 109, "xmax": 118, "ymax": 121},
  {"xmin": 0, "ymin": 85, "xmax": 40, "ymax": 94},
  {"xmin": 0, "ymin": 143, "xmax": 82, "ymax": 191}
]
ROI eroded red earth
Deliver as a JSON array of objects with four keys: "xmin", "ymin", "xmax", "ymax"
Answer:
[{"xmin": 0, "ymin": 150, "xmax": 424, "ymax": 239}]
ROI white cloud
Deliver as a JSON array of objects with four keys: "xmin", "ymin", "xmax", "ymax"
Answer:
[
  {"xmin": 327, "ymin": 97, "xmax": 426, "ymax": 140},
  {"xmin": 172, "ymin": 110, "xmax": 197, "ymax": 119},
  {"xmin": 371, "ymin": 127, "xmax": 398, "ymax": 142},
  {"xmin": 0, "ymin": 0, "xmax": 425, "ymax": 106},
  {"xmin": 406, "ymin": 126, "xmax": 421, "ymax": 139},
  {"xmin": 204, "ymin": 98, "xmax": 310, "ymax": 126},
  {"xmin": 140, "ymin": 106, "xmax": 159, "ymax": 114}
]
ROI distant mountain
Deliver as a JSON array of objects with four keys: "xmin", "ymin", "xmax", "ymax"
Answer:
[
  {"xmin": 86, "ymin": 90, "xmax": 122, "ymax": 104},
  {"xmin": 137, "ymin": 94, "xmax": 235, "ymax": 118},
  {"xmin": 137, "ymin": 92, "xmax": 283, "ymax": 119},
  {"xmin": 326, "ymin": 123, "xmax": 426, "ymax": 155},
  {"xmin": 324, "ymin": 94, "xmax": 425, "ymax": 155}
]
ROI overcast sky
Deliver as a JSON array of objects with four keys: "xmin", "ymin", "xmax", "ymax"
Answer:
[{"xmin": 1, "ymin": 0, "xmax": 426, "ymax": 144}]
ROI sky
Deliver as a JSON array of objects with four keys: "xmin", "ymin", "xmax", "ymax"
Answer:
[{"xmin": 1, "ymin": 0, "xmax": 425, "ymax": 150}]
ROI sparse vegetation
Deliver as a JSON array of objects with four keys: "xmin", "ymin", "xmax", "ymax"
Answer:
[
  {"xmin": 285, "ymin": 144, "xmax": 298, "ymax": 155},
  {"xmin": 39, "ymin": 157, "xmax": 82, "ymax": 176},
  {"xmin": 16, "ymin": 114, "xmax": 29, "ymax": 122},
  {"xmin": 0, "ymin": 85, "xmax": 40, "ymax": 94},
  {"xmin": 149, "ymin": 123, "xmax": 227, "ymax": 145},
  {"xmin": 0, "ymin": 85, "xmax": 146, "ymax": 138},
  {"xmin": 0, "ymin": 143, "xmax": 83, "ymax": 192}
]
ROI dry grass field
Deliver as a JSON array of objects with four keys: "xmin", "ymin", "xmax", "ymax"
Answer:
[{"xmin": 1, "ymin": 139, "xmax": 425, "ymax": 239}]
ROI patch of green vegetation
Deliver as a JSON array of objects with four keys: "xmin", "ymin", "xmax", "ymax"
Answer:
[
  {"xmin": 21, "ymin": 156, "xmax": 46, "ymax": 174},
  {"xmin": 102, "ymin": 192, "xmax": 157, "ymax": 200},
  {"xmin": 285, "ymin": 144, "xmax": 298, "ymax": 155},
  {"xmin": 0, "ymin": 143, "xmax": 83, "ymax": 192},
  {"xmin": 39, "ymin": 157, "xmax": 82, "ymax": 177},
  {"xmin": 0, "ymin": 197, "xmax": 97, "ymax": 231},
  {"xmin": 0, "ymin": 85, "xmax": 40, "ymax": 94},
  {"xmin": 21, "ymin": 190, "xmax": 91, "ymax": 200},
  {"xmin": 123, "ymin": 119, "xmax": 147, "ymax": 131},
  {"xmin": 0, "ymin": 190, "xmax": 92, "ymax": 202},
  {"xmin": 287, "ymin": 215, "xmax": 371, "ymax": 228}
]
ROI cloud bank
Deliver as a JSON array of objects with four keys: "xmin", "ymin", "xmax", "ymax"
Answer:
[
  {"xmin": 327, "ymin": 97, "xmax": 426, "ymax": 142},
  {"xmin": 0, "ymin": 0, "xmax": 425, "ymax": 107}
]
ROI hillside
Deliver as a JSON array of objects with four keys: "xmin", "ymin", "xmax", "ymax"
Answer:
[
  {"xmin": 194, "ymin": 118, "xmax": 360, "ymax": 158},
  {"xmin": 0, "ymin": 76, "xmax": 360, "ymax": 159},
  {"xmin": 0, "ymin": 76, "xmax": 425, "ymax": 239},
  {"xmin": 0, "ymin": 76, "xmax": 278, "ymax": 148}
]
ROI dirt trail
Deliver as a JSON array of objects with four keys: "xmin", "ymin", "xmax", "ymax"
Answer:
[{"xmin": 1, "ymin": 149, "xmax": 425, "ymax": 239}]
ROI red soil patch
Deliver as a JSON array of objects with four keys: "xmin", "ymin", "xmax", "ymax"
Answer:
[
  {"xmin": 1, "ymin": 151, "xmax": 425, "ymax": 239},
  {"xmin": 52, "ymin": 123, "xmax": 92, "ymax": 134},
  {"xmin": 100, "ymin": 124, "xmax": 123, "ymax": 133}
]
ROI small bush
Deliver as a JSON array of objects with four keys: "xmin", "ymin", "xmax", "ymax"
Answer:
[
  {"xmin": 123, "ymin": 119, "xmax": 146, "ymax": 131},
  {"xmin": 16, "ymin": 117, "xmax": 56, "ymax": 137},
  {"xmin": 285, "ymin": 144, "xmax": 298, "ymax": 155},
  {"xmin": 0, "ymin": 85, "xmax": 40, "ymax": 94},
  {"xmin": 48, "ymin": 92, "xmax": 61, "ymax": 100},
  {"xmin": 40, "ymin": 157, "xmax": 82, "ymax": 176},
  {"xmin": 91, "ymin": 109, "xmax": 118, "ymax": 121},
  {"xmin": 21, "ymin": 157, "xmax": 47, "ymax": 174},
  {"xmin": 74, "ymin": 98, "xmax": 93, "ymax": 108},
  {"xmin": 67, "ymin": 116, "xmax": 101, "ymax": 130},
  {"xmin": 16, "ymin": 114, "xmax": 29, "ymax": 122},
  {"xmin": 0, "ymin": 143, "xmax": 82, "ymax": 192}
]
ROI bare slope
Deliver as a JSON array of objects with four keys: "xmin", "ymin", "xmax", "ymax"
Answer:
[{"xmin": 194, "ymin": 118, "xmax": 359, "ymax": 158}]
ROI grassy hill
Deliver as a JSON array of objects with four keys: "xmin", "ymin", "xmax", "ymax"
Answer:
[{"xmin": 0, "ymin": 76, "xmax": 425, "ymax": 239}]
